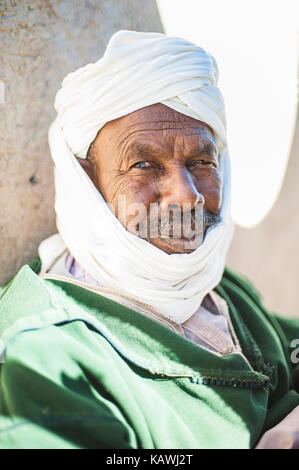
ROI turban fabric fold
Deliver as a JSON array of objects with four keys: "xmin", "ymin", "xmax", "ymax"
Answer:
[
  {"xmin": 42, "ymin": 30, "xmax": 234, "ymax": 323},
  {"xmin": 55, "ymin": 30, "xmax": 227, "ymax": 158}
]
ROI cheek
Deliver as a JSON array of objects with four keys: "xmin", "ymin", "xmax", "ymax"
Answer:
[
  {"xmin": 196, "ymin": 171, "xmax": 223, "ymax": 213},
  {"xmin": 108, "ymin": 175, "xmax": 160, "ymax": 221}
]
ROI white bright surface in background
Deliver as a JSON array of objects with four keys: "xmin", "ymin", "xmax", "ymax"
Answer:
[{"xmin": 157, "ymin": 0, "xmax": 298, "ymax": 227}]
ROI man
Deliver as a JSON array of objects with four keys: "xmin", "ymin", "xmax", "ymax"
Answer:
[{"xmin": 0, "ymin": 30, "xmax": 298, "ymax": 449}]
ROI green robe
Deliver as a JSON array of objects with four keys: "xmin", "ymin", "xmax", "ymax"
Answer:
[{"xmin": 0, "ymin": 258, "xmax": 298, "ymax": 449}]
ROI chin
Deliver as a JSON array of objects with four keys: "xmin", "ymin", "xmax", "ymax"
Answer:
[{"xmin": 148, "ymin": 235, "xmax": 203, "ymax": 254}]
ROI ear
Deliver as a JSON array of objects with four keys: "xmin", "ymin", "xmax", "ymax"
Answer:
[{"xmin": 76, "ymin": 157, "xmax": 97, "ymax": 185}]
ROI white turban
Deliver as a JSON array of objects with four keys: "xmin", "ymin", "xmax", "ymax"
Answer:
[{"xmin": 44, "ymin": 30, "xmax": 234, "ymax": 324}]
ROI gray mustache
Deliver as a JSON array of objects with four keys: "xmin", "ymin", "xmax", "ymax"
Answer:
[{"xmin": 138, "ymin": 210, "xmax": 222, "ymax": 239}]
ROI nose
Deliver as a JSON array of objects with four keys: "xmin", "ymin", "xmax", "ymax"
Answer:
[{"xmin": 159, "ymin": 166, "xmax": 204, "ymax": 211}]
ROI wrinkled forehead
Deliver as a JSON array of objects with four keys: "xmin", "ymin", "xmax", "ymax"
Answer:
[{"xmin": 95, "ymin": 103, "xmax": 216, "ymax": 149}]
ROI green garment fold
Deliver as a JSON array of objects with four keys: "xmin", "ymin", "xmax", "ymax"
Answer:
[{"xmin": 0, "ymin": 259, "xmax": 298, "ymax": 449}]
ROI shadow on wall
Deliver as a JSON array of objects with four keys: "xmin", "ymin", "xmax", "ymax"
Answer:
[
  {"xmin": 227, "ymin": 107, "xmax": 299, "ymax": 318},
  {"xmin": 0, "ymin": 0, "xmax": 163, "ymax": 286}
]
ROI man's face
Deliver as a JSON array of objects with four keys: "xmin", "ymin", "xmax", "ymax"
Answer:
[{"xmin": 80, "ymin": 103, "xmax": 222, "ymax": 254}]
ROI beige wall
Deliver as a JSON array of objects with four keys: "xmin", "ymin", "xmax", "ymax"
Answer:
[
  {"xmin": 0, "ymin": 0, "xmax": 163, "ymax": 286},
  {"xmin": 227, "ymin": 109, "xmax": 299, "ymax": 318}
]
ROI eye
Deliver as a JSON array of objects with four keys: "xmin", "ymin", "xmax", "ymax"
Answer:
[
  {"xmin": 132, "ymin": 161, "xmax": 152, "ymax": 169},
  {"xmin": 189, "ymin": 159, "xmax": 217, "ymax": 168}
]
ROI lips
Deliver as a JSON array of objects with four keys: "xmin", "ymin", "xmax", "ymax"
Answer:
[
  {"xmin": 150, "ymin": 233, "xmax": 203, "ymax": 254},
  {"xmin": 159, "ymin": 228, "xmax": 198, "ymax": 239}
]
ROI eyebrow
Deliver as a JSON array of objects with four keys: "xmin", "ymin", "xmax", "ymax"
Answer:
[
  {"xmin": 187, "ymin": 142, "xmax": 218, "ymax": 159},
  {"xmin": 123, "ymin": 140, "xmax": 218, "ymax": 162},
  {"xmin": 124, "ymin": 142, "xmax": 167, "ymax": 159}
]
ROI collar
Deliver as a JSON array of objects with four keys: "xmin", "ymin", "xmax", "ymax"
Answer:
[{"xmin": 0, "ymin": 264, "xmax": 270, "ymax": 389}]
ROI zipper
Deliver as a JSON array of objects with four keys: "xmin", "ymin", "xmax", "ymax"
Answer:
[{"xmin": 190, "ymin": 376, "xmax": 269, "ymax": 390}]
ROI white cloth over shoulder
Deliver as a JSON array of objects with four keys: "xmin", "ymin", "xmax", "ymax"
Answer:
[{"xmin": 44, "ymin": 30, "xmax": 234, "ymax": 324}]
